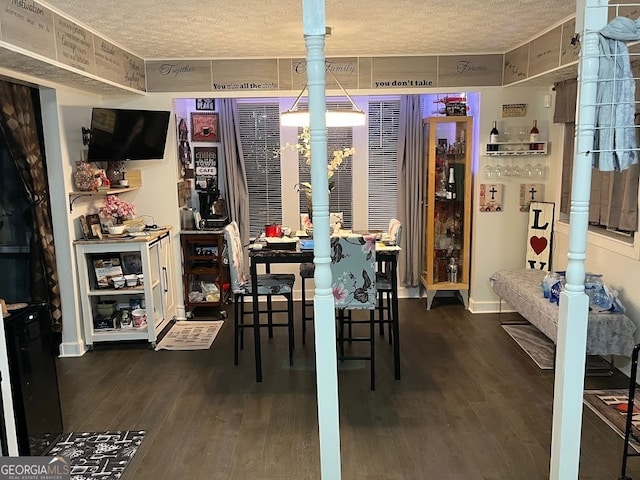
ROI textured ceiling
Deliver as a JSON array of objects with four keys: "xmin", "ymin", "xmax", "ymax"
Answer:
[{"xmin": 41, "ymin": 0, "xmax": 577, "ymax": 60}]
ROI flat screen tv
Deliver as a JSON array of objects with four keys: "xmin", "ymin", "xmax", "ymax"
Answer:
[{"xmin": 86, "ymin": 108, "xmax": 171, "ymax": 162}]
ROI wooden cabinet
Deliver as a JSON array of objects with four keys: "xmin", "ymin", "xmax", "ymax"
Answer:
[
  {"xmin": 421, "ymin": 116, "xmax": 473, "ymax": 309},
  {"xmin": 74, "ymin": 229, "xmax": 176, "ymax": 349},
  {"xmin": 180, "ymin": 231, "xmax": 228, "ymax": 314}
]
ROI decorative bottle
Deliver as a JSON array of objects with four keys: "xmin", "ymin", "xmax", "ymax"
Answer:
[
  {"xmin": 446, "ymin": 167, "xmax": 456, "ymax": 200},
  {"xmin": 447, "ymin": 257, "xmax": 458, "ymax": 283},
  {"xmin": 529, "ymin": 120, "xmax": 540, "ymax": 150},
  {"xmin": 488, "ymin": 121, "xmax": 499, "ymax": 152}
]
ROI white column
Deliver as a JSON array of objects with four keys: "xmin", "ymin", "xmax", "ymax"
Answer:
[
  {"xmin": 549, "ymin": 1, "xmax": 607, "ymax": 479},
  {"xmin": 302, "ymin": 1, "xmax": 342, "ymax": 479}
]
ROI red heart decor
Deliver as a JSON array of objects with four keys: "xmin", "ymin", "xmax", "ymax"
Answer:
[{"xmin": 530, "ymin": 236, "xmax": 548, "ymax": 255}]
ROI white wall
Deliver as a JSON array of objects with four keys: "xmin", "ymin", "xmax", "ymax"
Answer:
[{"xmin": 467, "ymin": 85, "xmax": 557, "ymax": 312}]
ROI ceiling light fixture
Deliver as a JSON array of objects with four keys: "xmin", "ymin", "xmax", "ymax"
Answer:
[{"xmin": 280, "ymin": 70, "xmax": 366, "ymax": 128}]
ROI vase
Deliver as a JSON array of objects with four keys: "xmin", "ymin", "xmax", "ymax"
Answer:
[
  {"xmin": 304, "ymin": 189, "xmax": 313, "ymax": 222},
  {"xmin": 73, "ymin": 161, "xmax": 95, "ymax": 191},
  {"xmin": 106, "ymin": 161, "xmax": 126, "ymax": 185}
]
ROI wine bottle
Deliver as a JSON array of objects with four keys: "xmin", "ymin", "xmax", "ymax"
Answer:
[
  {"xmin": 489, "ymin": 121, "xmax": 499, "ymax": 152},
  {"xmin": 529, "ymin": 120, "xmax": 540, "ymax": 150},
  {"xmin": 447, "ymin": 166, "xmax": 456, "ymax": 200}
]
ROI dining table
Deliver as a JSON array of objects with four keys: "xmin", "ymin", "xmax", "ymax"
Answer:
[{"xmin": 248, "ymin": 236, "xmax": 401, "ymax": 383}]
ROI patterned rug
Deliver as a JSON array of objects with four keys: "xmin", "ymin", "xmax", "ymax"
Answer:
[
  {"xmin": 502, "ymin": 323, "xmax": 555, "ymax": 369},
  {"xmin": 155, "ymin": 320, "xmax": 223, "ymax": 350},
  {"xmin": 47, "ymin": 430, "xmax": 145, "ymax": 479},
  {"xmin": 584, "ymin": 389, "xmax": 640, "ymax": 453}
]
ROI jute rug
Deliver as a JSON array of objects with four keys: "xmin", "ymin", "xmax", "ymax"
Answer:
[
  {"xmin": 48, "ymin": 430, "xmax": 145, "ymax": 479},
  {"xmin": 155, "ymin": 320, "xmax": 223, "ymax": 350},
  {"xmin": 583, "ymin": 389, "xmax": 640, "ymax": 452}
]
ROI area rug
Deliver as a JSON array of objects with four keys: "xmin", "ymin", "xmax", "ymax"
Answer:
[
  {"xmin": 502, "ymin": 323, "xmax": 555, "ymax": 369},
  {"xmin": 584, "ymin": 389, "xmax": 640, "ymax": 452},
  {"xmin": 47, "ymin": 430, "xmax": 145, "ymax": 479},
  {"xmin": 155, "ymin": 320, "xmax": 223, "ymax": 350}
]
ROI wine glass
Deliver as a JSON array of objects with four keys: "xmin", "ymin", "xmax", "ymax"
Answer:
[
  {"xmin": 483, "ymin": 161, "xmax": 495, "ymax": 180},
  {"xmin": 524, "ymin": 163, "xmax": 534, "ymax": 179},
  {"xmin": 518, "ymin": 126, "xmax": 528, "ymax": 151},
  {"xmin": 511, "ymin": 159, "xmax": 522, "ymax": 178},
  {"xmin": 494, "ymin": 161, "xmax": 503, "ymax": 179},
  {"xmin": 534, "ymin": 163, "xmax": 546, "ymax": 180},
  {"xmin": 503, "ymin": 127, "xmax": 513, "ymax": 151}
]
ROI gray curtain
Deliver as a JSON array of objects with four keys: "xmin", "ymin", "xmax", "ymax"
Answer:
[
  {"xmin": 218, "ymin": 98, "xmax": 250, "ymax": 246},
  {"xmin": 555, "ymin": 80, "xmax": 638, "ymax": 231},
  {"xmin": 397, "ymin": 95, "xmax": 424, "ymax": 287}
]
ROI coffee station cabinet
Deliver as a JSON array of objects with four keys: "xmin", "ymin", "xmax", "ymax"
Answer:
[
  {"xmin": 421, "ymin": 116, "xmax": 473, "ymax": 309},
  {"xmin": 180, "ymin": 230, "xmax": 229, "ymax": 315},
  {"xmin": 74, "ymin": 229, "xmax": 176, "ymax": 349}
]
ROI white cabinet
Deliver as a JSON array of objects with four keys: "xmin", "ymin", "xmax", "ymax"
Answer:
[{"xmin": 74, "ymin": 229, "xmax": 176, "ymax": 349}]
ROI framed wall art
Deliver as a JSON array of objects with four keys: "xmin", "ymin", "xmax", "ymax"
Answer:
[
  {"xmin": 191, "ymin": 112, "xmax": 219, "ymax": 142},
  {"xmin": 195, "ymin": 98, "xmax": 216, "ymax": 111}
]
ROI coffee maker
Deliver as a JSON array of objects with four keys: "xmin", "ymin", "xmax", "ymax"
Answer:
[
  {"xmin": 196, "ymin": 178, "xmax": 228, "ymax": 229},
  {"xmin": 198, "ymin": 177, "xmax": 218, "ymax": 219}
]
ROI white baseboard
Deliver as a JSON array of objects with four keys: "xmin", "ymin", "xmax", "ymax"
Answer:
[{"xmin": 59, "ymin": 341, "xmax": 88, "ymax": 357}]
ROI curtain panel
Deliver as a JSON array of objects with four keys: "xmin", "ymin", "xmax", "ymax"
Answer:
[
  {"xmin": 397, "ymin": 95, "xmax": 424, "ymax": 287},
  {"xmin": 218, "ymin": 98, "xmax": 250, "ymax": 248},
  {"xmin": 0, "ymin": 81, "xmax": 62, "ymax": 331},
  {"xmin": 555, "ymin": 80, "xmax": 639, "ymax": 232}
]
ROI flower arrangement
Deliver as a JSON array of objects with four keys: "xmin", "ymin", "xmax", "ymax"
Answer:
[
  {"xmin": 291, "ymin": 127, "xmax": 355, "ymax": 190},
  {"xmin": 98, "ymin": 195, "xmax": 135, "ymax": 224},
  {"xmin": 280, "ymin": 127, "xmax": 355, "ymax": 220}
]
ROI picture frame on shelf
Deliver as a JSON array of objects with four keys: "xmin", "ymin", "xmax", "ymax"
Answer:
[
  {"xmin": 191, "ymin": 112, "xmax": 219, "ymax": 142},
  {"xmin": 86, "ymin": 214, "xmax": 103, "ymax": 240},
  {"xmin": 121, "ymin": 253, "xmax": 143, "ymax": 275},
  {"xmin": 78, "ymin": 215, "xmax": 90, "ymax": 239}
]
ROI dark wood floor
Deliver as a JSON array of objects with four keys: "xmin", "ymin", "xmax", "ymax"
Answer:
[{"xmin": 56, "ymin": 298, "xmax": 638, "ymax": 479}]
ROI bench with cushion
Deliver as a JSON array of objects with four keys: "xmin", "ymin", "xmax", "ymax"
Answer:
[{"xmin": 491, "ymin": 269, "xmax": 636, "ymax": 357}]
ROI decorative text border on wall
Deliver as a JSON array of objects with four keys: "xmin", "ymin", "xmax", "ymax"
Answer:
[
  {"xmin": 0, "ymin": 1, "xmax": 581, "ymax": 94},
  {"xmin": 0, "ymin": 0, "xmax": 145, "ymax": 91}
]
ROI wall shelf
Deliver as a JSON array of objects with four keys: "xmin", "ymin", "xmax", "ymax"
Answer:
[
  {"xmin": 483, "ymin": 142, "xmax": 548, "ymax": 156},
  {"xmin": 69, "ymin": 187, "xmax": 141, "ymax": 212}
]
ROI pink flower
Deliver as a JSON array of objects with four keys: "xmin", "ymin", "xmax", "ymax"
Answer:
[
  {"xmin": 362, "ymin": 235, "xmax": 376, "ymax": 254},
  {"xmin": 99, "ymin": 195, "xmax": 135, "ymax": 223},
  {"xmin": 333, "ymin": 283, "xmax": 348, "ymax": 303}
]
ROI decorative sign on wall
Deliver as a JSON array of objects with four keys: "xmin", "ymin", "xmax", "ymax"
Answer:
[
  {"xmin": 195, "ymin": 98, "xmax": 215, "ymax": 111},
  {"xmin": 502, "ymin": 103, "xmax": 527, "ymax": 118},
  {"xmin": 519, "ymin": 183, "xmax": 544, "ymax": 212},
  {"xmin": 479, "ymin": 183, "xmax": 503, "ymax": 212},
  {"xmin": 525, "ymin": 201, "xmax": 555, "ymax": 271},
  {"xmin": 146, "ymin": 60, "xmax": 212, "ymax": 92},
  {"xmin": 193, "ymin": 146, "xmax": 218, "ymax": 191},
  {"xmin": 191, "ymin": 112, "xmax": 219, "ymax": 142}
]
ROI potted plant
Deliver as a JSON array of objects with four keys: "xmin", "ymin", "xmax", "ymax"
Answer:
[{"xmin": 98, "ymin": 195, "xmax": 135, "ymax": 228}]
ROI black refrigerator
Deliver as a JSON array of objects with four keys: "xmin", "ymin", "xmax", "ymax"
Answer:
[{"xmin": 2, "ymin": 303, "xmax": 63, "ymax": 455}]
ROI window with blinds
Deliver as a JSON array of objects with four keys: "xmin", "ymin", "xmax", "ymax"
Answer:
[
  {"xmin": 237, "ymin": 101, "xmax": 282, "ymax": 237},
  {"xmin": 297, "ymin": 101, "xmax": 354, "ymax": 228},
  {"xmin": 368, "ymin": 99, "xmax": 400, "ymax": 230}
]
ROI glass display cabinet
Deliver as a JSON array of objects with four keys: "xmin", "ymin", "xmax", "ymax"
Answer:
[{"xmin": 421, "ymin": 116, "xmax": 473, "ymax": 309}]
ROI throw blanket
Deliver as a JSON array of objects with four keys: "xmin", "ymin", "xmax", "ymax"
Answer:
[{"xmin": 596, "ymin": 16, "xmax": 640, "ymax": 171}]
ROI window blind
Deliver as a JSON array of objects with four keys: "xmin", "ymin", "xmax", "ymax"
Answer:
[
  {"xmin": 368, "ymin": 99, "xmax": 400, "ymax": 230},
  {"xmin": 298, "ymin": 101, "xmax": 354, "ymax": 229},
  {"xmin": 237, "ymin": 101, "xmax": 282, "ymax": 237}
]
